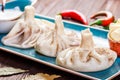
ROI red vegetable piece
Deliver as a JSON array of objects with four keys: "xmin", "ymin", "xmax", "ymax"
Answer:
[
  {"xmin": 59, "ymin": 10, "xmax": 88, "ymax": 25},
  {"xmin": 90, "ymin": 11, "xmax": 114, "ymax": 27}
]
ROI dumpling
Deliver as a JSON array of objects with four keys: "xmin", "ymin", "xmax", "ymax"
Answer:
[
  {"xmin": 34, "ymin": 15, "xmax": 80, "ymax": 57},
  {"xmin": 2, "ymin": 6, "xmax": 54, "ymax": 48},
  {"xmin": 56, "ymin": 29, "xmax": 117, "ymax": 72}
]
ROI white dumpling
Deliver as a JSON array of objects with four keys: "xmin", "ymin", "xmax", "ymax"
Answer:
[
  {"xmin": 2, "ymin": 6, "xmax": 54, "ymax": 48},
  {"xmin": 56, "ymin": 29, "xmax": 117, "ymax": 72},
  {"xmin": 34, "ymin": 15, "xmax": 80, "ymax": 57}
]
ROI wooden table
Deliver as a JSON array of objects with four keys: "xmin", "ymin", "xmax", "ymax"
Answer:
[
  {"xmin": 0, "ymin": 0, "xmax": 120, "ymax": 80},
  {"xmin": 34, "ymin": 0, "xmax": 120, "ymax": 21}
]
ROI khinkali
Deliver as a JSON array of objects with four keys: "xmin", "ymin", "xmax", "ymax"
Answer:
[
  {"xmin": 2, "ymin": 6, "xmax": 54, "ymax": 48},
  {"xmin": 56, "ymin": 29, "xmax": 117, "ymax": 72},
  {"xmin": 35, "ymin": 15, "xmax": 80, "ymax": 57}
]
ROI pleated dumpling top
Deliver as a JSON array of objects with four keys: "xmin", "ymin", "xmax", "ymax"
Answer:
[
  {"xmin": 35, "ymin": 15, "xmax": 81, "ymax": 57},
  {"xmin": 56, "ymin": 29, "xmax": 117, "ymax": 72},
  {"xmin": 2, "ymin": 6, "xmax": 55, "ymax": 48}
]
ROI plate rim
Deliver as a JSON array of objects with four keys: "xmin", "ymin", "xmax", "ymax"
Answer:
[{"xmin": 0, "ymin": 14, "xmax": 120, "ymax": 80}]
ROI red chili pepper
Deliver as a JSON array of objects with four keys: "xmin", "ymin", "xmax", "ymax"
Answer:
[
  {"xmin": 90, "ymin": 11, "xmax": 114, "ymax": 27},
  {"xmin": 59, "ymin": 10, "xmax": 88, "ymax": 25}
]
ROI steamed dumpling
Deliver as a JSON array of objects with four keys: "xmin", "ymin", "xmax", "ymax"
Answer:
[
  {"xmin": 34, "ymin": 15, "xmax": 80, "ymax": 57},
  {"xmin": 56, "ymin": 29, "xmax": 117, "ymax": 72},
  {"xmin": 2, "ymin": 6, "xmax": 54, "ymax": 48}
]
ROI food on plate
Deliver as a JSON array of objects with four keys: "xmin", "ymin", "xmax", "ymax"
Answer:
[
  {"xmin": 56, "ymin": 29, "xmax": 117, "ymax": 72},
  {"xmin": 2, "ymin": 6, "xmax": 54, "ymax": 48},
  {"xmin": 108, "ymin": 19, "xmax": 120, "ymax": 56},
  {"xmin": 35, "ymin": 15, "xmax": 80, "ymax": 57},
  {"xmin": 59, "ymin": 10, "xmax": 88, "ymax": 25},
  {"xmin": 1, "ymin": 6, "xmax": 40, "ymax": 48},
  {"xmin": 90, "ymin": 11, "xmax": 114, "ymax": 29}
]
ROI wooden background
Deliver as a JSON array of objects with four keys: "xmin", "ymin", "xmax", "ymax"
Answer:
[
  {"xmin": 34, "ymin": 0, "xmax": 120, "ymax": 22},
  {"xmin": 0, "ymin": 0, "xmax": 120, "ymax": 80}
]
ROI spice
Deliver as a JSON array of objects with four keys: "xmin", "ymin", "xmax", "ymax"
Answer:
[
  {"xmin": 59, "ymin": 10, "xmax": 88, "ymax": 25},
  {"xmin": 90, "ymin": 11, "xmax": 114, "ymax": 27}
]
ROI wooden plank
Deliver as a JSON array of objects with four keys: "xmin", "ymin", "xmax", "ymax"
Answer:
[{"xmin": 34, "ymin": 0, "xmax": 120, "ymax": 21}]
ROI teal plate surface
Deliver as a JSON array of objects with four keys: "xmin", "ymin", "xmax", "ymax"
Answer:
[
  {"xmin": 0, "ymin": 14, "xmax": 119, "ymax": 80},
  {"xmin": 0, "ymin": 0, "xmax": 37, "ymax": 11}
]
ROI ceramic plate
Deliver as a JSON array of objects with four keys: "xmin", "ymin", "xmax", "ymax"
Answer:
[{"xmin": 0, "ymin": 14, "xmax": 120, "ymax": 80}]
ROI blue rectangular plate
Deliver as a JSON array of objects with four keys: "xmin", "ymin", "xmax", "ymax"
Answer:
[{"xmin": 0, "ymin": 15, "xmax": 120, "ymax": 80}]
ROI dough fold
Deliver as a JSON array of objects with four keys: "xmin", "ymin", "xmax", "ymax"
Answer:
[
  {"xmin": 56, "ymin": 29, "xmax": 117, "ymax": 72},
  {"xmin": 35, "ymin": 15, "xmax": 80, "ymax": 57}
]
